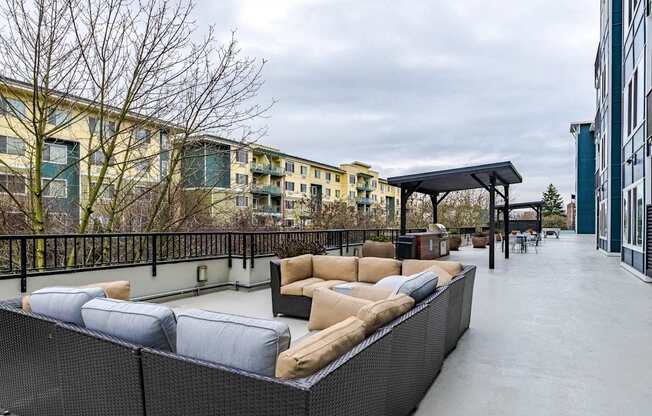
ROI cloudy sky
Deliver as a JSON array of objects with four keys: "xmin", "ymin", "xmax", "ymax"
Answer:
[{"xmin": 199, "ymin": 0, "xmax": 598, "ymax": 203}]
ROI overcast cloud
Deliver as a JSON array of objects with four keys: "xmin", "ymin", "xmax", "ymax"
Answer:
[{"xmin": 198, "ymin": 0, "xmax": 598, "ymax": 203}]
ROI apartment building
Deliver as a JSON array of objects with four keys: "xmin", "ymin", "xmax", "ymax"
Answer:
[
  {"xmin": 587, "ymin": 0, "xmax": 651, "ymax": 282},
  {"xmin": 0, "ymin": 78, "xmax": 170, "ymax": 229},
  {"xmin": 194, "ymin": 136, "xmax": 401, "ymax": 227},
  {"xmin": 569, "ymin": 122, "xmax": 595, "ymax": 234}
]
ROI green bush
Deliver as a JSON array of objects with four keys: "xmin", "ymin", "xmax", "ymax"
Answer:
[
  {"xmin": 368, "ymin": 234, "xmax": 392, "ymax": 243},
  {"xmin": 273, "ymin": 239, "xmax": 327, "ymax": 259}
]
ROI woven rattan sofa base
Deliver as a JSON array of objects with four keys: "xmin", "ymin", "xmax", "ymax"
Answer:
[{"xmin": 0, "ymin": 304, "xmax": 62, "ymax": 416}]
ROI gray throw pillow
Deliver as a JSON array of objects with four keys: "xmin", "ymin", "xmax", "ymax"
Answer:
[
  {"xmin": 81, "ymin": 298, "xmax": 177, "ymax": 352},
  {"xmin": 374, "ymin": 275, "xmax": 408, "ymax": 293},
  {"xmin": 176, "ymin": 309, "xmax": 291, "ymax": 377},
  {"xmin": 30, "ymin": 287, "xmax": 106, "ymax": 326},
  {"xmin": 397, "ymin": 271, "xmax": 439, "ymax": 302}
]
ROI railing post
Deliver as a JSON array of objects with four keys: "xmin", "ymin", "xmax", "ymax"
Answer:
[
  {"xmin": 242, "ymin": 233, "xmax": 247, "ymax": 269},
  {"xmin": 339, "ymin": 230, "xmax": 343, "ymax": 256},
  {"xmin": 20, "ymin": 237, "xmax": 27, "ymax": 294},
  {"xmin": 362, "ymin": 229, "xmax": 366, "ymax": 244},
  {"xmin": 250, "ymin": 233, "xmax": 255, "ymax": 269},
  {"xmin": 346, "ymin": 230, "xmax": 350, "ymax": 253},
  {"xmin": 227, "ymin": 232, "xmax": 232, "ymax": 268},
  {"xmin": 151, "ymin": 234, "xmax": 157, "ymax": 277}
]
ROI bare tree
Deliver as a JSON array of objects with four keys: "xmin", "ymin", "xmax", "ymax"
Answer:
[{"xmin": 0, "ymin": 0, "xmax": 271, "ymax": 247}]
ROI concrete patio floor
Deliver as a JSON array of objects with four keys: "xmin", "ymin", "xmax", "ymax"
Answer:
[{"xmin": 166, "ymin": 233, "xmax": 652, "ymax": 416}]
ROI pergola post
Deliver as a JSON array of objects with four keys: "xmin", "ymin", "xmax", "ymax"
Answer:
[
  {"xmin": 430, "ymin": 193, "xmax": 439, "ymax": 224},
  {"xmin": 504, "ymin": 185, "xmax": 510, "ymax": 259},
  {"xmin": 537, "ymin": 207, "xmax": 543, "ymax": 233},
  {"xmin": 400, "ymin": 187, "xmax": 409, "ymax": 235},
  {"xmin": 489, "ymin": 175, "xmax": 496, "ymax": 270}
]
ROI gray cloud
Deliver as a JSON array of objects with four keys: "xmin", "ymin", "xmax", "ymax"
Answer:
[{"xmin": 198, "ymin": 0, "xmax": 597, "ymax": 203}]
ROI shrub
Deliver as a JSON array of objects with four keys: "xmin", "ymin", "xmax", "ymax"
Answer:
[
  {"xmin": 368, "ymin": 235, "xmax": 392, "ymax": 243},
  {"xmin": 273, "ymin": 239, "xmax": 327, "ymax": 259}
]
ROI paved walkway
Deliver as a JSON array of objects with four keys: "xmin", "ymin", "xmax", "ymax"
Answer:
[
  {"xmin": 419, "ymin": 233, "xmax": 652, "ymax": 416},
  {"xmin": 168, "ymin": 234, "xmax": 652, "ymax": 415}
]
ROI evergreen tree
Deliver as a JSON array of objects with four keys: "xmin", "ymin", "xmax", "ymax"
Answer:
[{"xmin": 542, "ymin": 184, "xmax": 565, "ymax": 216}]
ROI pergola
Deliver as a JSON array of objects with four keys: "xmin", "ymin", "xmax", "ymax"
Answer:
[
  {"xmin": 388, "ymin": 161, "xmax": 523, "ymax": 270},
  {"xmin": 495, "ymin": 201, "xmax": 544, "ymax": 233}
]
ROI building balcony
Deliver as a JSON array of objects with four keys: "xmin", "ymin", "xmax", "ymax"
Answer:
[
  {"xmin": 254, "ymin": 205, "xmax": 281, "ymax": 215},
  {"xmin": 251, "ymin": 164, "xmax": 285, "ymax": 176},
  {"xmin": 251, "ymin": 185, "xmax": 282, "ymax": 196},
  {"xmin": 356, "ymin": 183, "xmax": 374, "ymax": 192},
  {"xmin": 356, "ymin": 197, "xmax": 373, "ymax": 205}
]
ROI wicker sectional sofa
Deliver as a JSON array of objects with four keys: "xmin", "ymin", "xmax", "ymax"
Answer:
[{"xmin": 0, "ymin": 261, "xmax": 476, "ymax": 416}]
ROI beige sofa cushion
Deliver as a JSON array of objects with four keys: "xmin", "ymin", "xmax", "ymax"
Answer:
[
  {"xmin": 425, "ymin": 265, "xmax": 454, "ymax": 287},
  {"xmin": 357, "ymin": 294, "xmax": 415, "ymax": 335},
  {"xmin": 302, "ymin": 280, "xmax": 347, "ymax": 298},
  {"xmin": 350, "ymin": 286, "xmax": 394, "ymax": 302},
  {"xmin": 312, "ymin": 255, "xmax": 358, "ymax": 282},
  {"xmin": 22, "ymin": 280, "xmax": 131, "ymax": 313},
  {"xmin": 280, "ymin": 254, "xmax": 313, "ymax": 286},
  {"xmin": 308, "ymin": 288, "xmax": 372, "ymax": 331},
  {"xmin": 402, "ymin": 260, "xmax": 462, "ymax": 277},
  {"xmin": 280, "ymin": 278, "xmax": 324, "ymax": 296},
  {"xmin": 358, "ymin": 258, "xmax": 401, "ymax": 284},
  {"xmin": 276, "ymin": 317, "xmax": 366, "ymax": 379}
]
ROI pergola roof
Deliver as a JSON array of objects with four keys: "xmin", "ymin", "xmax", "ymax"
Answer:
[
  {"xmin": 496, "ymin": 200, "xmax": 543, "ymax": 211},
  {"xmin": 387, "ymin": 161, "xmax": 522, "ymax": 194}
]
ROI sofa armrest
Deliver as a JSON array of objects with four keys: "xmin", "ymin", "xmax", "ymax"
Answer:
[{"xmin": 270, "ymin": 260, "xmax": 283, "ymax": 316}]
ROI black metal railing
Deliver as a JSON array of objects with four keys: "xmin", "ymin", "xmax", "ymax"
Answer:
[{"xmin": 0, "ymin": 228, "xmax": 425, "ymax": 293}]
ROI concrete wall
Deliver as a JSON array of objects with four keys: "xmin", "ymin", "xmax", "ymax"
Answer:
[{"xmin": 0, "ymin": 244, "xmax": 363, "ymax": 300}]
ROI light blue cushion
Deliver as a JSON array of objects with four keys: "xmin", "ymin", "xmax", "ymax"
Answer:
[
  {"xmin": 81, "ymin": 298, "xmax": 177, "ymax": 352},
  {"xmin": 30, "ymin": 287, "xmax": 106, "ymax": 325},
  {"xmin": 397, "ymin": 271, "xmax": 439, "ymax": 303},
  {"xmin": 176, "ymin": 309, "xmax": 291, "ymax": 377}
]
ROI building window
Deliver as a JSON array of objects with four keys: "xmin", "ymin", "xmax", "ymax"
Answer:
[
  {"xmin": 349, "ymin": 191, "xmax": 355, "ymax": 199},
  {"xmin": 236, "ymin": 195, "xmax": 248, "ymax": 207},
  {"xmin": 0, "ymin": 174, "xmax": 25, "ymax": 194},
  {"xmin": 285, "ymin": 161, "xmax": 295, "ymax": 173},
  {"xmin": 325, "ymin": 172, "xmax": 331, "ymax": 181},
  {"xmin": 43, "ymin": 143, "xmax": 67, "ymax": 165},
  {"xmin": 42, "ymin": 178, "xmax": 67, "ymax": 198},
  {"xmin": 134, "ymin": 128, "xmax": 151, "ymax": 145},
  {"xmin": 335, "ymin": 190, "xmax": 340, "ymax": 198},
  {"xmin": 371, "ymin": 180, "xmax": 377, "ymax": 189},
  {"xmin": 236, "ymin": 173, "xmax": 248, "ymax": 185},
  {"xmin": 325, "ymin": 188, "xmax": 331, "ymax": 197},
  {"xmin": 0, "ymin": 136, "xmax": 25, "ymax": 156},
  {"xmin": 335, "ymin": 174, "xmax": 340, "ymax": 183},
  {"xmin": 314, "ymin": 169, "xmax": 320, "ymax": 179},
  {"xmin": 160, "ymin": 131, "xmax": 170, "ymax": 150},
  {"xmin": 91, "ymin": 182, "xmax": 116, "ymax": 200},
  {"xmin": 300, "ymin": 183, "xmax": 307, "ymax": 193},
  {"xmin": 236, "ymin": 149, "xmax": 248, "ymax": 163},
  {"xmin": 623, "ymin": 181, "xmax": 644, "ymax": 248},
  {"xmin": 88, "ymin": 118, "xmax": 116, "ymax": 137},
  {"xmin": 349, "ymin": 174, "xmax": 356, "ymax": 184},
  {"xmin": 47, "ymin": 110, "xmax": 71, "ymax": 126},
  {"xmin": 285, "ymin": 200, "xmax": 295, "ymax": 209},
  {"xmin": 1, "ymin": 98, "xmax": 26, "ymax": 118},
  {"xmin": 161, "ymin": 160, "xmax": 169, "ymax": 176},
  {"xmin": 300, "ymin": 166, "xmax": 308, "ymax": 176},
  {"xmin": 285, "ymin": 181, "xmax": 295, "ymax": 191}
]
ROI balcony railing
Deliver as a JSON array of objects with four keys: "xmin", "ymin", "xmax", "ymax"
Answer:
[
  {"xmin": 357, "ymin": 197, "xmax": 373, "ymax": 205},
  {"xmin": 254, "ymin": 205, "xmax": 281, "ymax": 215},
  {"xmin": 251, "ymin": 185, "xmax": 282, "ymax": 196},
  {"xmin": 356, "ymin": 183, "xmax": 374, "ymax": 192},
  {"xmin": 0, "ymin": 228, "xmax": 426, "ymax": 293},
  {"xmin": 250, "ymin": 164, "xmax": 285, "ymax": 176}
]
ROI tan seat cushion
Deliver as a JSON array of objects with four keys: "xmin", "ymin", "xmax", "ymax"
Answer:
[
  {"xmin": 280, "ymin": 278, "xmax": 324, "ymax": 296},
  {"xmin": 358, "ymin": 257, "xmax": 402, "ymax": 284},
  {"xmin": 312, "ymin": 255, "xmax": 358, "ymax": 282},
  {"xmin": 402, "ymin": 260, "xmax": 463, "ymax": 277},
  {"xmin": 22, "ymin": 280, "xmax": 131, "ymax": 313},
  {"xmin": 280, "ymin": 254, "xmax": 313, "ymax": 286},
  {"xmin": 425, "ymin": 265, "xmax": 454, "ymax": 287},
  {"xmin": 276, "ymin": 317, "xmax": 366, "ymax": 379},
  {"xmin": 357, "ymin": 294, "xmax": 415, "ymax": 335},
  {"xmin": 350, "ymin": 286, "xmax": 394, "ymax": 302},
  {"xmin": 302, "ymin": 280, "xmax": 347, "ymax": 298},
  {"xmin": 308, "ymin": 288, "xmax": 372, "ymax": 331}
]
